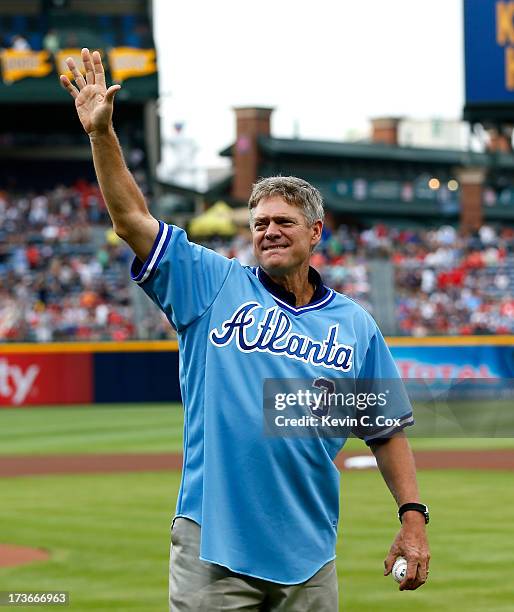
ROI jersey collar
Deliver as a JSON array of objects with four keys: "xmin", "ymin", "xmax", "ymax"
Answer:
[{"xmin": 256, "ymin": 266, "xmax": 335, "ymax": 314}]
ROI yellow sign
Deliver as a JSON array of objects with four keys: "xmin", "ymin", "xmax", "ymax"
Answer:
[
  {"xmin": 55, "ymin": 48, "xmax": 86, "ymax": 80},
  {"xmin": 0, "ymin": 49, "xmax": 52, "ymax": 84},
  {"xmin": 107, "ymin": 47, "xmax": 156, "ymax": 82},
  {"xmin": 496, "ymin": 1, "xmax": 514, "ymax": 89},
  {"xmin": 497, "ymin": 1, "xmax": 514, "ymax": 45}
]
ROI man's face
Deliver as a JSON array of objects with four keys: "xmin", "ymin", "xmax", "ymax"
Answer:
[{"xmin": 251, "ymin": 196, "xmax": 322, "ymax": 276}]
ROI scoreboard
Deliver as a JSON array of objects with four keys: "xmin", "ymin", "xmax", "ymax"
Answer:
[{"xmin": 464, "ymin": 0, "xmax": 514, "ymax": 122}]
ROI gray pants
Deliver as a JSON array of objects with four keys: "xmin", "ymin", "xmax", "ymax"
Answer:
[{"xmin": 169, "ymin": 517, "xmax": 338, "ymax": 612}]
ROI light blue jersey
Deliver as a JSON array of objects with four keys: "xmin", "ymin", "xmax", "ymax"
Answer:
[{"xmin": 132, "ymin": 221, "xmax": 413, "ymax": 584}]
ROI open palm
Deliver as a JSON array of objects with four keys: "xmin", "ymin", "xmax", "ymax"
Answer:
[{"xmin": 60, "ymin": 48, "xmax": 120, "ymax": 135}]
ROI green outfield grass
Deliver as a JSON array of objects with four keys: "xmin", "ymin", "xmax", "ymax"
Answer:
[
  {"xmin": 0, "ymin": 405, "xmax": 185, "ymax": 455},
  {"xmin": 1, "ymin": 469, "xmax": 513, "ymax": 611},
  {"xmin": 0, "ymin": 471, "xmax": 177, "ymax": 611},
  {"xmin": 1, "ymin": 404, "xmax": 514, "ymax": 456}
]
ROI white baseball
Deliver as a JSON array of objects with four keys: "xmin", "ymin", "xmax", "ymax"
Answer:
[{"xmin": 392, "ymin": 556, "xmax": 408, "ymax": 583}]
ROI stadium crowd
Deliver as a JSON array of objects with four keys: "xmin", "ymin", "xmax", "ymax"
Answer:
[
  {"xmin": 1, "ymin": 14, "xmax": 153, "ymax": 53},
  {"xmin": 0, "ymin": 182, "xmax": 139, "ymax": 342},
  {"xmin": 392, "ymin": 224, "xmax": 514, "ymax": 336},
  {"xmin": 1, "ymin": 184, "xmax": 513, "ymax": 342},
  {"xmin": 211, "ymin": 222, "xmax": 514, "ymax": 337}
]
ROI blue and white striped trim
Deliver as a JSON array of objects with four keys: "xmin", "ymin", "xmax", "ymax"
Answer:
[
  {"xmin": 256, "ymin": 268, "xmax": 335, "ymax": 314},
  {"xmin": 131, "ymin": 221, "xmax": 173, "ymax": 285},
  {"xmin": 364, "ymin": 413, "xmax": 415, "ymax": 444},
  {"xmin": 271, "ymin": 289, "xmax": 336, "ymax": 314}
]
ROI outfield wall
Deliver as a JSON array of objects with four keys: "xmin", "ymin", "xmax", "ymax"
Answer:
[
  {"xmin": 1, "ymin": 337, "xmax": 513, "ymax": 407},
  {"xmin": 0, "ymin": 341, "xmax": 180, "ymax": 407}
]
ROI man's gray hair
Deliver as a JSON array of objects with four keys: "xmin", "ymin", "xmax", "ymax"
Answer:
[{"xmin": 248, "ymin": 176, "xmax": 325, "ymax": 227}]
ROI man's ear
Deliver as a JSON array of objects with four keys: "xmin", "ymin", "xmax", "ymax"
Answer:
[{"xmin": 311, "ymin": 220, "xmax": 323, "ymax": 246}]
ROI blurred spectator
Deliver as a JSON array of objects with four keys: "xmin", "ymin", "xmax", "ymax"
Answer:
[
  {"xmin": 43, "ymin": 29, "xmax": 60, "ymax": 54},
  {"xmin": 65, "ymin": 33, "xmax": 80, "ymax": 48},
  {"xmin": 135, "ymin": 23, "xmax": 153, "ymax": 48},
  {"xmin": 11, "ymin": 34, "xmax": 30, "ymax": 50}
]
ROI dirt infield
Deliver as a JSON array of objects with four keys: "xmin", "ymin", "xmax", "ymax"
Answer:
[
  {"xmin": 0, "ymin": 544, "xmax": 49, "ymax": 568},
  {"xmin": 0, "ymin": 449, "xmax": 513, "ymax": 478}
]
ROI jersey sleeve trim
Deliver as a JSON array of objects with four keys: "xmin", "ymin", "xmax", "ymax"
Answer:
[
  {"xmin": 362, "ymin": 412, "xmax": 415, "ymax": 446},
  {"xmin": 131, "ymin": 220, "xmax": 173, "ymax": 285}
]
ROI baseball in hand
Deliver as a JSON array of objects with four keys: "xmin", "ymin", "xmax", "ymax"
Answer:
[{"xmin": 392, "ymin": 556, "xmax": 408, "ymax": 583}]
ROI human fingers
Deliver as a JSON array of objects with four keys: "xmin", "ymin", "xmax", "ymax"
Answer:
[
  {"xmin": 401, "ymin": 571, "xmax": 425, "ymax": 591},
  {"xmin": 65, "ymin": 57, "xmax": 86, "ymax": 89},
  {"xmin": 411, "ymin": 549, "xmax": 430, "ymax": 589},
  {"xmin": 81, "ymin": 48, "xmax": 95, "ymax": 85},
  {"xmin": 383, "ymin": 551, "xmax": 396, "ymax": 576},
  {"xmin": 60, "ymin": 74, "xmax": 79, "ymax": 99},
  {"xmin": 105, "ymin": 84, "xmax": 121, "ymax": 103},
  {"xmin": 399, "ymin": 558, "xmax": 420, "ymax": 591},
  {"xmin": 92, "ymin": 50, "xmax": 106, "ymax": 88},
  {"xmin": 415, "ymin": 561, "xmax": 428, "ymax": 587}
]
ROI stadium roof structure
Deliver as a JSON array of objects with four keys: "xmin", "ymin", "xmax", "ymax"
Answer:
[
  {"xmin": 214, "ymin": 129, "xmax": 514, "ymax": 227},
  {"xmin": 220, "ymin": 136, "xmax": 514, "ymax": 169},
  {"xmin": 160, "ymin": 114, "xmax": 514, "ymax": 227}
]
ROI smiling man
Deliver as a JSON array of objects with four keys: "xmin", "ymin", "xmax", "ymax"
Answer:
[
  {"xmin": 61, "ymin": 49, "xmax": 430, "ymax": 612},
  {"xmin": 251, "ymin": 190, "xmax": 323, "ymax": 306}
]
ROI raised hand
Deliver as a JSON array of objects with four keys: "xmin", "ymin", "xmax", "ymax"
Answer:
[{"xmin": 60, "ymin": 48, "xmax": 121, "ymax": 136}]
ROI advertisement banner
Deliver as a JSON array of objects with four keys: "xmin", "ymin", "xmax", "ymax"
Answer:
[
  {"xmin": 1, "ymin": 341, "xmax": 513, "ymax": 407},
  {"xmin": 0, "ymin": 354, "xmax": 92, "ymax": 407},
  {"xmin": 0, "ymin": 50, "xmax": 52, "ymax": 84},
  {"xmin": 107, "ymin": 47, "xmax": 157, "ymax": 82},
  {"xmin": 54, "ymin": 48, "xmax": 85, "ymax": 80},
  {"xmin": 390, "ymin": 345, "xmax": 514, "ymax": 379}
]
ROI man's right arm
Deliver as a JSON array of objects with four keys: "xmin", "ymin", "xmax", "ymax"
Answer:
[
  {"xmin": 60, "ymin": 47, "xmax": 158, "ymax": 261},
  {"xmin": 61, "ymin": 49, "xmax": 236, "ymax": 330},
  {"xmin": 88, "ymin": 127, "xmax": 158, "ymax": 261}
]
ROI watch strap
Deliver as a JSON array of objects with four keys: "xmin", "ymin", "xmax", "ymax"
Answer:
[{"xmin": 398, "ymin": 502, "xmax": 429, "ymax": 524}]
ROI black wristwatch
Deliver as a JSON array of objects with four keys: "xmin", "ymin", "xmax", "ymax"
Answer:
[{"xmin": 398, "ymin": 502, "xmax": 429, "ymax": 524}]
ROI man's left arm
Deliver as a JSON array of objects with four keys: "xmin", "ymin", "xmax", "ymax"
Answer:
[{"xmin": 370, "ymin": 433, "xmax": 430, "ymax": 591}]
